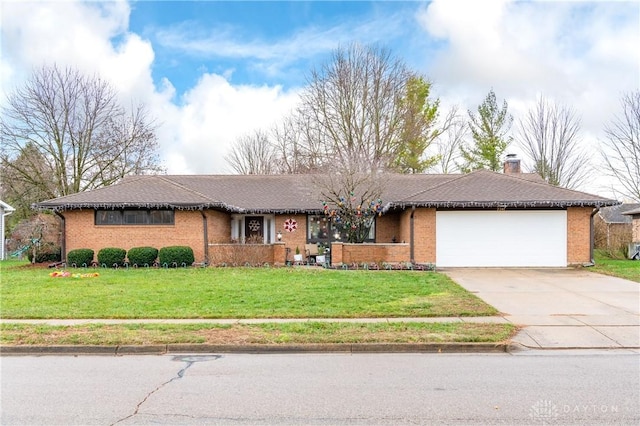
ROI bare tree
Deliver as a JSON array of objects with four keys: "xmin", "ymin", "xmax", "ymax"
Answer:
[
  {"xmin": 0, "ymin": 143, "xmax": 54, "ymax": 225},
  {"xmin": 225, "ymin": 45, "xmax": 443, "ymax": 177},
  {"xmin": 601, "ymin": 91, "xmax": 640, "ymax": 201},
  {"xmin": 297, "ymin": 43, "xmax": 417, "ymax": 173},
  {"xmin": 517, "ymin": 96, "xmax": 589, "ymax": 189},
  {"xmin": 271, "ymin": 114, "xmax": 317, "ymax": 174},
  {"xmin": 434, "ymin": 106, "xmax": 467, "ymax": 174},
  {"xmin": 1, "ymin": 65, "xmax": 162, "ymax": 201},
  {"xmin": 225, "ymin": 129, "xmax": 277, "ymax": 174}
]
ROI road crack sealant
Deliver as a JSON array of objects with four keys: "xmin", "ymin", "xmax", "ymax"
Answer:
[{"xmin": 110, "ymin": 355, "xmax": 222, "ymax": 425}]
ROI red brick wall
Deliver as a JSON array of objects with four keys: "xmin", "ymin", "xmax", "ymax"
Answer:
[
  {"xmin": 208, "ymin": 244, "xmax": 275, "ymax": 265},
  {"xmin": 398, "ymin": 210, "xmax": 411, "ymax": 244},
  {"xmin": 413, "ymin": 208, "xmax": 436, "ymax": 263},
  {"xmin": 275, "ymin": 214, "xmax": 307, "ymax": 262},
  {"xmin": 567, "ymin": 207, "xmax": 593, "ymax": 265},
  {"xmin": 207, "ymin": 210, "xmax": 231, "ymax": 243},
  {"xmin": 375, "ymin": 212, "xmax": 401, "ymax": 243},
  {"xmin": 389, "ymin": 208, "xmax": 436, "ymax": 263},
  {"xmin": 632, "ymin": 216, "xmax": 640, "ymax": 243},
  {"xmin": 63, "ymin": 210, "xmax": 309, "ymax": 265},
  {"xmin": 63, "ymin": 209, "xmax": 207, "ymax": 263},
  {"xmin": 334, "ymin": 243, "xmax": 410, "ymax": 264}
]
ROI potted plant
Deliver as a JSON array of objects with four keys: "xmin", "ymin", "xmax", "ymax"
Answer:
[{"xmin": 293, "ymin": 246, "xmax": 303, "ymax": 263}]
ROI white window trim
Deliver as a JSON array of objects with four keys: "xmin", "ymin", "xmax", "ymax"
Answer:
[{"xmin": 230, "ymin": 214, "xmax": 275, "ymax": 244}]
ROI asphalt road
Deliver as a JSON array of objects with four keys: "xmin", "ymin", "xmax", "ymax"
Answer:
[{"xmin": 1, "ymin": 352, "xmax": 638, "ymax": 425}]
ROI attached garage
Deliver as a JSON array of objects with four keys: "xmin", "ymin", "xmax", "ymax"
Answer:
[{"xmin": 436, "ymin": 210, "xmax": 567, "ymax": 267}]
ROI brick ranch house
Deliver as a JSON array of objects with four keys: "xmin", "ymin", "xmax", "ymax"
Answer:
[{"xmin": 35, "ymin": 160, "xmax": 618, "ymax": 268}]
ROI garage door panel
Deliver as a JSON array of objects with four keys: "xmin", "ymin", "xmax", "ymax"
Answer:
[{"xmin": 436, "ymin": 211, "xmax": 567, "ymax": 267}]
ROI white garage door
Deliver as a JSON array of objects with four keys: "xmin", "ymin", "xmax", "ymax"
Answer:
[{"xmin": 436, "ymin": 210, "xmax": 567, "ymax": 267}]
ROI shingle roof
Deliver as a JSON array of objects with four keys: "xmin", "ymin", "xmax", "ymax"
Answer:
[
  {"xmin": 391, "ymin": 170, "xmax": 618, "ymax": 209},
  {"xmin": 599, "ymin": 203, "xmax": 640, "ymax": 223},
  {"xmin": 621, "ymin": 206, "xmax": 640, "ymax": 217},
  {"xmin": 34, "ymin": 170, "xmax": 619, "ymax": 212}
]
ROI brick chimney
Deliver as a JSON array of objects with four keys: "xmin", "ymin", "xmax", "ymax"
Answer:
[{"xmin": 503, "ymin": 154, "xmax": 521, "ymax": 174}]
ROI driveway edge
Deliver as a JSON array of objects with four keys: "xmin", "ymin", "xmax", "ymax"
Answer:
[{"xmin": 0, "ymin": 342, "xmax": 509, "ymax": 356}]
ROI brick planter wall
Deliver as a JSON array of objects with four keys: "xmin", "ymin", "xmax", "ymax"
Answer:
[
  {"xmin": 208, "ymin": 244, "xmax": 275, "ymax": 265},
  {"xmin": 330, "ymin": 242, "xmax": 410, "ymax": 266}
]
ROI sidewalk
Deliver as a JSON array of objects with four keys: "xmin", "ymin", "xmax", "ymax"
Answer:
[{"xmin": 0, "ymin": 316, "xmax": 510, "ymax": 325}]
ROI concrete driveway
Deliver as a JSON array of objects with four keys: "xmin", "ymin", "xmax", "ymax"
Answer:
[{"xmin": 442, "ymin": 268, "xmax": 640, "ymax": 350}]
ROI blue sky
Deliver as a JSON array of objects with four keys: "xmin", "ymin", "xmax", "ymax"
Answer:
[
  {"xmin": 129, "ymin": 1, "xmax": 428, "ymax": 95},
  {"xmin": 1, "ymin": 0, "xmax": 639, "ymax": 198}
]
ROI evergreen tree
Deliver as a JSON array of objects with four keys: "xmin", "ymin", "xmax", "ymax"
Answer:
[{"xmin": 460, "ymin": 89, "xmax": 513, "ymax": 172}]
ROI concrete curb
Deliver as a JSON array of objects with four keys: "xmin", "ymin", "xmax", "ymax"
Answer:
[{"xmin": 0, "ymin": 342, "xmax": 510, "ymax": 356}]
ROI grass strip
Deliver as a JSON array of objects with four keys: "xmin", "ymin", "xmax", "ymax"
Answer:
[
  {"xmin": 0, "ymin": 264, "xmax": 497, "ymax": 318},
  {"xmin": 592, "ymin": 252, "xmax": 639, "ymax": 282},
  {"xmin": 0, "ymin": 322, "xmax": 517, "ymax": 345}
]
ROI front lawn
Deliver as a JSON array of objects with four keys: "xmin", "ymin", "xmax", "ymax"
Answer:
[
  {"xmin": 0, "ymin": 262, "xmax": 497, "ymax": 318},
  {"xmin": 0, "ymin": 322, "xmax": 516, "ymax": 345},
  {"xmin": 592, "ymin": 252, "xmax": 640, "ymax": 282}
]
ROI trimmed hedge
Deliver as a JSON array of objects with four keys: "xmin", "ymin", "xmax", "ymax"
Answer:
[
  {"xmin": 97, "ymin": 247, "xmax": 126, "ymax": 267},
  {"xmin": 127, "ymin": 246, "xmax": 158, "ymax": 266},
  {"xmin": 159, "ymin": 246, "xmax": 194, "ymax": 267},
  {"xmin": 67, "ymin": 249, "xmax": 94, "ymax": 266}
]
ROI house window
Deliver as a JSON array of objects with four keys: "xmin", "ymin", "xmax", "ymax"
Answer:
[
  {"xmin": 308, "ymin": 215, "xmax": 331, "ymax": 241},
  {"xmin": 307, "ymin": 215, "xmax": 375, "ymax": 243},
  {"xmin": 230, "ymin": 214, "xmax": 275, "ymax": 244},
  {"xmin": 95, "ymin": 210, "xmax": 174, "ymax": 225}
]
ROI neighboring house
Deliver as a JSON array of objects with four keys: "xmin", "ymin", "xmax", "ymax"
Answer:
[
  {"xmin": 622, "ymin": 207, "xmax": 640, "ymax": 259},
  {"xmin": 595, "ymin": 203, "xmax": 639, "ymax": 251},
  {"xmin": 1, "ymin": 200, "xmax": 16, "ymax": 260},
  {"xmin": 34, "ymin": 159, "xmax": 619, "ymax": 268}
]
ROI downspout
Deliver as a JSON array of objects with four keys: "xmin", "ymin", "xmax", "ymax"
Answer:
[
  {"xmin": 54, "ymin": 211, "xmax": 66, "ymax": 262},
  {"xmin": 2, "ymin": 208, "xmax": 14, "ymax": 260},
  {"xmin": 588, "ymin": 207, "xmax": 600, "ymax": 266},
  {"xmin": 201, "ymin": 210, "xmax": 209, "ymax": 265},
  {"xmin": 410, "ymin": 205, "xmax": 415, "ymax": 264}
]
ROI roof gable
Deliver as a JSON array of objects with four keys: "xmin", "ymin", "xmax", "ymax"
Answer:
[
  {"xmin": 393, "ymin": 169, "xmax": 618, "ymax": 209},
  {"xmin": 600, "ymin": 203, "xmax": 640, "ymax": 223}
]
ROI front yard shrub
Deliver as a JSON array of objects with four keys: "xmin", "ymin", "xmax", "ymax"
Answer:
[
  {"xmin": 159, "ymin": 246, "xmax": 195, "ymax": 267},
  {"xmin": 67, "ymin": 249, "xmax": 94, "ymax": 266},
  {"xmin": 27, "ymin": 242, "xmax": 62, "ymax": 264},
  {"xmin": 97, "ymin": 247, "xmax": 126, "ymax": 267},
  {"xmin": 127, "ymin": 246, "xmax": 158, "ymax": 266}
]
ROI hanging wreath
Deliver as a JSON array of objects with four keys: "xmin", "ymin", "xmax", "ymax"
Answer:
[
  {"xmin": 283, "ymin": 218, "xmax": 297, "ymax": 232},
  {"xmin": 248, "ymin": 219, "xmax": 261, "ymax": 232}
]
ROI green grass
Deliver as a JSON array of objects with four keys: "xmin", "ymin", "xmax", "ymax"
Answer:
[
  {"xmin": 0, "ymin": 262, "xmax": 497, "ymax": 319},
  {"xmin": 592, "ymin": 251, "xmax": 640, "ymax": 282},
  {"xmin": 0, "ymin": 322, "xmax": 516, "ymax": 345}
]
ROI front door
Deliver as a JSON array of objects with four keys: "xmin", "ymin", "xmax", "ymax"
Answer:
[{"xmin": 244, "ymin": 216, "xmax": 264, "ymax": 243}]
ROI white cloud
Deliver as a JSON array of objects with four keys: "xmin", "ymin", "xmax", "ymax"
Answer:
[
  {"xmin": 417, "ymin": 0, "xmax": 640, "ymax": 196},
  {"xmin": 2, "ymin": 0, "xmax": 638, "ymax": 198},
  {"xmin": 168, "ymin": 73, "xmax": 299, "ymax": 174},
  {"xmin": 418, "ymin": 0, "xmax": 639, "ymax": 118},
  {"xmin": 0, "ymin": 0, "xmax": 300, "ymax": 175},
  {"xmin": 1, "ymin": 0, "xmax": 131, "ymax": 90}
]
